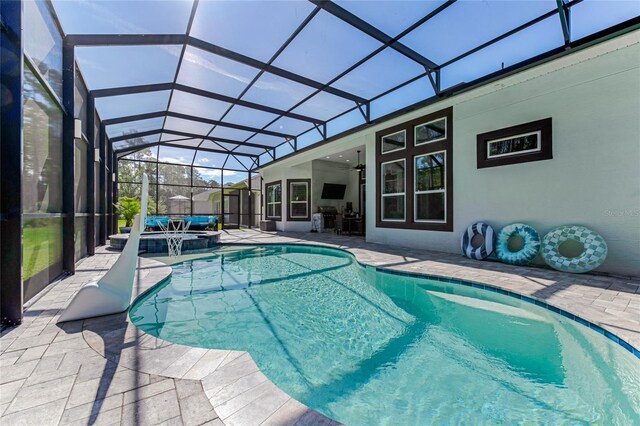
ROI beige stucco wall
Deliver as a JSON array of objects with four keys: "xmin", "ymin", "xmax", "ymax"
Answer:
[{"xmin": 261, "ymin": 32, "xmax": 640, "ymax": 276}]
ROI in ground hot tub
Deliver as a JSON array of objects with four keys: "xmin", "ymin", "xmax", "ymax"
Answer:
[{"xmin": 109, "ymin": 231, "xmax": 220, "ymax": 253}]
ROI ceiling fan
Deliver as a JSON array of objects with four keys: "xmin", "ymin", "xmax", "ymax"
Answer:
[{"xmin": 353, "ymin": 150, "xmax": 365, "ymax": 172}]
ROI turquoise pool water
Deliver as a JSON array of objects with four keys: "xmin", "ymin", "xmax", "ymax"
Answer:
[{"xmin": 130, "ymin": 245, "xmax": 640, "ymax": 425}]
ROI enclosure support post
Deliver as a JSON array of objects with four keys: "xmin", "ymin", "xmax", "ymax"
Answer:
[
  {"xmin": 155, "ymin": 161, "xmax": 159, "ymax": 216},
  {"xmin": 1, "ymin": 0, "xmax": 24, "ymax": 325},
  {"xmin": 112, "ymin": 153, "xmax": 118, "ymax": 233},
  {"xmin": 98, "ymin": 123, "xmax": 106, "ymax": 245},
  {"xmin": 220, "ymin": 172, "xmax": 225, "ymax": 230},
  {"xmin": 62, "ymin": 39, "xmax": 76, "ymax": 272},
  {"xmin": 86, "ymin": 89, "xmax": 96, "ymax": 255},
  {"xmin": 248, "ymin": 170, "xmax": 253, "ymax": 228},
  {"xmin": 190, "ymin": 164, "xmax": 194, "ymax": 215},
  {"xmin": 106, "ymin": 140, "xmax": 113, "ymax": 236}
]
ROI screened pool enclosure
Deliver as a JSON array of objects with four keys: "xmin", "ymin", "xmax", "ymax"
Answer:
[
  {"xmin": 1, "ymin": 0, "xmax": 638, "ymax": 324},
  {"xmin": 117, "ymin": 147, "xmax": 261, "ymax": 228}
]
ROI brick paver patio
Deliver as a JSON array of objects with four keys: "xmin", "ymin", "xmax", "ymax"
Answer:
[{"xmin": 1, "ymin": 229, "xmax": 638, "ymax": 425}]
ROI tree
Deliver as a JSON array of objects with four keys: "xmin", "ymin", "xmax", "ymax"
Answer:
[
  {"xmin": 117, "ymin": 146, "xmax": 158, "ymax": 213},
  {"xmin": 116, "ymin": 142, "xmax": 250, "ymax": 215}
]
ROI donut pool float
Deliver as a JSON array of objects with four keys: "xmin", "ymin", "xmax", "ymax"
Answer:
[
  {"xmin": 461, "ymin": 222, "xmax": 495, "ymax": 260},
  {"xmin": 496, "ymin": 223, "xmax": 541, "ymax": 266},
  {"xmin": 541, "ymin": 225, "xmax": 608, "ymax": 273}
]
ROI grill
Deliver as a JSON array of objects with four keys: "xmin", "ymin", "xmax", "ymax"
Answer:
[{"xmin": 317, "ymin": 206, "xmax": 338, "ymax": 230}]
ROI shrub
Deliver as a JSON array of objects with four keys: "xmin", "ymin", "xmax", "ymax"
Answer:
[{"xmin": 114, "ymin": 197, "xmax": 140, "ymax": 227}]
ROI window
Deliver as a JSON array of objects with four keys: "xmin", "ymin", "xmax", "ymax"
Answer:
[
  {"xmin": 415, "ymin": 152, "xmax": 446, "ymax": 222},
  {"xmin": 477, "ymin": 118, "xmax": 552, "ymax": 168},
  {"xmin": 265, "ymin": 180, "xmax": 282, "ymax": 220},
  {"xmin": 381, "ymin": 130, "xmax": 405, "ymax": 153},
  {"xmin": 415, "ymin": 117, "xmax": 446, "ymax": 146},
  {"xmin": 287, "ymin": 179, "xmax": 310, "ymax": 221},
  {"xmin": 487, "ymin": 131, "xmax": 540, "ymax": 159},
  {"xmin": 381, "ymin": 160, "xmax": 405, "ymax": 221},
  {"xmin": 376, "ymin": 106, "xmax": 452, "ymax": 231}
]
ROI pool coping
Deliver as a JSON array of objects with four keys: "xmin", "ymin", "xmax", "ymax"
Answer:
[{"xmin": 86, "ymin": 240, "xmax": 640, "ymax": 426}]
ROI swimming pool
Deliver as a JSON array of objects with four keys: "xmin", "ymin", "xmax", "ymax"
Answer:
[{"xmin": 130, "ymin": 244, "xmax": 640, "ymax": 425}]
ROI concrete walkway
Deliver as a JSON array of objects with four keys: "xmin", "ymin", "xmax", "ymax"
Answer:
[
  {"xmin": 1, "ymin": 229, "xmax": 638, "ymax": 425},
  {"xmin": 1, "ymin": 253, "xmax": 221, "ymax": 426}
]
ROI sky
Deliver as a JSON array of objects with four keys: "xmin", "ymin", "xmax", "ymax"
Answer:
[{"xmin": 49, "ymin": 0, "xmax": 640, "ymax": 165}]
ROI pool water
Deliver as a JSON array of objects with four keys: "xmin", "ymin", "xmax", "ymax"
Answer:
[{"xmin": 130, "ymin": 245, "xmax": 640, "ymax": 425}]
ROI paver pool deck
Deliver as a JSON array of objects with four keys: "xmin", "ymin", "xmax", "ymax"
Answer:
[{"xmin": 1, "ymin": 229, "xmax": 639, "ymax": 425}]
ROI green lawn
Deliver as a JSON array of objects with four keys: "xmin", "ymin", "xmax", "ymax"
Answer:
[
  {"xmin": 23, "ymin": 221, "xmax": 63, "ymax": 280},
  {"xmin": 23, "ymin": 217, "xmax": 223, "ymax": 282}
]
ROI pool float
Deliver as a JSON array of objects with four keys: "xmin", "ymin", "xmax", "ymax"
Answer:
[
  {"xmin": 496, "ymin": 223, "xmax": 540, "ymax": 266},
  {"xmin": 541, "ymin": 225, "xmax": 608, "ymax": 273},
  {"xmin": 461, "ymin": 222, "xmax": 495, "ymax": 260}
]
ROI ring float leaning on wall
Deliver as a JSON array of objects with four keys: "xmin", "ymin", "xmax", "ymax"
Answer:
[
  {"xmin": 541, "ymin": 225, "xmax": 608, "ymax": 273},
  {"xmin": 496, "ymin": 223, "xmax": 541, "ymax": 266},
  {"xmin": 461, "ymin": 222, "xmax": 608, "ymax": 273},
  {"xmin": 461, "ymin": 222, "xmax": 496, "ymax": 260}
]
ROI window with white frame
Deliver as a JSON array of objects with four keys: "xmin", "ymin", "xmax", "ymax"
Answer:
[
  {"xmin": 414, "ymin": 151, "xmax": 446, "ymax": 222},
  {"xmin": 477, "ymin": 118, "xmax": 551, "ymax": 169},
  {"xmin": 265, "ymin": 181, "xmax": 281, "ymax": 220},
  {"xmin": 415, "ymin": 117, "xmax": 446, "ymax": 146},
  {"xmin": 381, "ymin": 130, "xmax": 406, "ymax": 154},
  {"xmin": 288, "ymin": 180, "xmax": 309, "ymax": 220},
  {"xmin": 381, "ymin": 159, "xmax": 405, "ymax": 221},
  {"xmin": 486, "ymin": 131, "xmax": 541, "ymax": 159},
  {"xmin": 375, "ymin": 106, "xmax": 452, "ymax": 231}
]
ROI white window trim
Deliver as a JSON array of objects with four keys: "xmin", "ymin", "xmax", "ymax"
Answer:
[
  {"xmin": 414, "ymin": 117, "xmax": 447, "ymax": 146},
  {"xmin": 289, "ymin": 182, "xmax": 308, "ymax": 219},
  {"xmin": 381, "ymin": 158, "xmax": 406, "ymax": 222},
  {"xmin": 266, "ymin": 183, "xmax": 281, "ymax": 219},
  {"xmin": 381, "ymin": 129, "xmax": 406, "ymax": 154},
  {"xmin": 414, "ymin": 151, "xmax": 446, "ymax": 223},
  {"xmin": 267, "ymin": 202, "xmax": 281, "ymax": 219},
  {"xmin": 486, "ymin": 130, "xmax": 542, "ymax": 159}
]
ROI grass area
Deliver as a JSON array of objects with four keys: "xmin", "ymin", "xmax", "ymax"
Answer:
[
  {"xmin": 23, "ymin": 221, "xmax": 63, "ymax": 280},
  {"xmin": 23, "ymin": 217, "xmax": 222, "ymax": 281}
]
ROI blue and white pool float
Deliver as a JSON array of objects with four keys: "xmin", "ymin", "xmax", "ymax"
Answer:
[
  {"xmin": 461, "ymin": 222, "xmax": 495, "ymax": 260},
  {"xmin": 496, "ymin": 223, "xmax": 541, "ymax": 266}
]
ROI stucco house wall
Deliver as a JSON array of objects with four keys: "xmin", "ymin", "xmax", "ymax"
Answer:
[{"xmin": 260, "ymin": 32, "xmax": 640, "ymax": 276}]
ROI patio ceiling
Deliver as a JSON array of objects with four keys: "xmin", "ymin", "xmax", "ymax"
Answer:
[{"xmin": 51, "ymin": 0, "xmax": 640, "ymax": 169}]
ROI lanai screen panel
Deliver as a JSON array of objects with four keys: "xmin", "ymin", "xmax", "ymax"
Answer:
[{"xmin": 51, "ymin": 0, "xmax": 639, "ymax": 171}]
